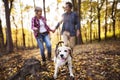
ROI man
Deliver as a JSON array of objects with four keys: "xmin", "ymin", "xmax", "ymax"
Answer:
[{"xmin": 55, "ymin": 2, "xmax": 80, "ymax": 48}]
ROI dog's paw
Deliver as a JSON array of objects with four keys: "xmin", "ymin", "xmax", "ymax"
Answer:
[
  {"xmin": 53, "ymin": 74, "xmax": 57, "ymax": 79},
  {"xmin": 70, "ymin": 74, "xmax": 74, "ymax": 77},
  {"xmin": 69, "ymin": 76, "xmax": 74, "ymax": 80}
]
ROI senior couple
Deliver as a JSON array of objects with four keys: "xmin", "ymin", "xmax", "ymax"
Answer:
[{"xmin": 31, "ymin": 2, "xmax": 80, "ymax": 63}]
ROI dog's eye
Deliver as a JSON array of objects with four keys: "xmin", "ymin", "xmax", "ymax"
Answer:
[
  {"xmin": 64, "ymin": 50, "xmax": 67, "ymax": 52},
  {"xmin": 59, "ymin": 50, "xmax": 61, "ymax": 52}
]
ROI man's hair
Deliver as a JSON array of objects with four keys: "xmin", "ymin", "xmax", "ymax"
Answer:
[{"xmin": 66, "ymin": 2, "xmax": 73, "ymax": 8}]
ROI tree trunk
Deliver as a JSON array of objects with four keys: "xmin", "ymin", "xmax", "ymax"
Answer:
[
  {"xmin": 98, "ymin": 9, "xmax": 101, "ymax": 41},
  {"xmin": 90, "ymin": 0, "xmax": 92, "ymax": 43},
  {"xmin": 33, "ymin": 0, "xmax": 36, "ymax": 8},
  {"xmin": 77, "ymin": 0, "xmax": 83, "ymax": 44},
  {"xmin": 43, "ymin": 0, "xmax": 46, "ymax": 19},
  {"xmin": 72, "ymin": 0, "xmax": 83, "ymax": 44},
  {"xmin": 105, "ymin": 0, "xmax": 108, "ymax": 40},
  {"xmin": 97, "ymin": 0, "xmax": 105, "ymax": 41},
  {"xmin": 31, "ymin": 31, "xmax": 34, "ymax": 48},
  {"xmin": 9, "ymin": 58, "xmax": 41, "ymax": 80},
  {"xmin": 111, "ymin": 0, "xmax": 118, "ymax": 39},
  {"xmin": 19, "ymin": 0, "xmax": 26, "ymax": 48},
  {"xmin": 0, "ymin": 19, "xmax": 4, "ymax": 50},
  {"xmin": 3, "ymin": 0, "xmax": 13, "ymax": 53},
  {"xmin": 72, "ymin": 0, "xmax": 77, "ymax": 11},
  {"xmin": 12, "ymin": 16, "xmax": 18, "ymax": 49}
]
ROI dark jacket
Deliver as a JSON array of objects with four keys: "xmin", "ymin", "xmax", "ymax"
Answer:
[{"xmin": 56, "ymin": 12, "xmax": 80, "ymax": 36}]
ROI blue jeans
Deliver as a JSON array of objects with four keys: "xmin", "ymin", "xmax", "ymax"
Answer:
[{"xmin": 36, "ymin": 32, "xmax": 51, "ymax": 61}]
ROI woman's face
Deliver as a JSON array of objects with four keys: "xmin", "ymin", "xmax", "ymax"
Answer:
[{"xmin": 37, "ymin": 10, "xmax": 42, "ymax": 16}]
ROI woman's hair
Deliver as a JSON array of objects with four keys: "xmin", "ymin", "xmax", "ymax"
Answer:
[
  {"xmin": 34, "ymin": 7, "xmax": 42, "ymax": 14},
  {"xmin": 66, "ymin": 2, "xmax": 73, "ymax": 8}
]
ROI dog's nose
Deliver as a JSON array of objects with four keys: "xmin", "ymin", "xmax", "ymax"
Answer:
[{"xmin": 60, "ymin": 54, "xmax": 64, "ymax": 57}]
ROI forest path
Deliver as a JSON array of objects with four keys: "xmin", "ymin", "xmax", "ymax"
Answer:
[{"xmin": 0, "ymin": 40, "xmax": 120, "ymax": 80}]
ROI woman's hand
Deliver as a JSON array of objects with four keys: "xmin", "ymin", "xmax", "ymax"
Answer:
[
  {"xmin": 33, "ymin": 27, "xmax": 39, "ymax": 33},
  {"xmin": 33, "ymin": 27, "xmax": 38, "ymax": 31}
]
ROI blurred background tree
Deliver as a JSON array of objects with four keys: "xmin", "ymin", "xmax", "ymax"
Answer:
[{"xmin": 0, "ymin": 0, "xmax": 120, "ymax": 53}]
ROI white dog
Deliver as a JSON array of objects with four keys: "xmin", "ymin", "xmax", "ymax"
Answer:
[{"xmin": 53, "ymin": 41, "xmax": 74, "ymax": 79}]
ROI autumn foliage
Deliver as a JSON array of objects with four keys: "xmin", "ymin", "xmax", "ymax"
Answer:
[{"xmin": 0, "ymin": 40, "xmax": 120, "ymax": 80}]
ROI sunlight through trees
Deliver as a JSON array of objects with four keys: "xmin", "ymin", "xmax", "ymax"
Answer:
[{"xmin": 0, "ymin": 0, "xmax": 120, "ymax": 52}]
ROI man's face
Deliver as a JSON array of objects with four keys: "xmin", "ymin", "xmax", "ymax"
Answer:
[{"xmin": 65, "ymin": 4, "xmax": 71, "ymax": 12}]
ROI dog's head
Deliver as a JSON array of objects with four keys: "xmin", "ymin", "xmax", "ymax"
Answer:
[{"xmin": 56, "ymin": 46, "xmax": 72, "ymax": 61}]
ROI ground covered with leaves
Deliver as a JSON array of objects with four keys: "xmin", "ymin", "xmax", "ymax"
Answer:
[{"xmin": 0, "ymin": 40, "xmax": 120, "ymax": 80}]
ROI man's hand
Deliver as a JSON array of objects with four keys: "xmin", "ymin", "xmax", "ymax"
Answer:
[
  {"xmin": 51, "ymin": 29, "xmax": 55, "ymax": 33},
  {"xmin": 76, "ymin": 30, "xmax": 80, "ymax": 37}
]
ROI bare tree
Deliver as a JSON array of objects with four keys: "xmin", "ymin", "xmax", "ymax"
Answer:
[
  {"xmin": 90, "ymin": 0, "xmax": 93, "ymax": 43},
  {"xmin": 33, "ymin": 0, "xmax": 36, "ymax": 8},
  {"xmin": 97, "ymin": 0, "xmax": 105, "ymax": 41},
  {"xmin": 3, "ymin": 0, "xmax": 14, "ymax": 53},
  {"xmin": 43, "ymin": 0, "xmax": 46, "ymax": 19},
  {"xmin": 19, "ymin": 0, "xmax": 26, "ymax": 48},
  {"xmin": 12, "ymin": 16, "xmax": 18, "ymax": 48},
  {"xmin": 111, "ymin": 0, "xmax": 118, "ymax": 39},
  {"xmin": 105, "ymin": 0, "xmax": 108, "ymax": 40},
  {"xmin": 0, "ymin": 19, "xmax": 4, "ymax": 51},
  {"xmin": 72, "ymin": 0, "xmax": 77, "ymax": 11},
  {"xmin": 77, "ymin": 0, "xmax": 83, "ymax": 44},
  {"xmin": 72, "ymin": 0, "xmax": 83, "ymax": 44}
]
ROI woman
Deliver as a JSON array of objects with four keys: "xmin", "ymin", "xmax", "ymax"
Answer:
[{"xmin": 31, "ymin": 7, "xmax": 53, "ymax": 63}]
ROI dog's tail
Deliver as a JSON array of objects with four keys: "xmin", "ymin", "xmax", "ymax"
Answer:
[{"xmin": 55, "ymin": 41, "xmax": 64, "ymax": 52}]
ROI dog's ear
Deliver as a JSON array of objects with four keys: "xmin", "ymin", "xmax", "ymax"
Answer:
[
  {"xmin": 55, "ymin": 41, "xmax": 64, "ymax": 57},
  {"xmin": 68, "ymin": 47, "xmax": 73, "ymax": 58}
]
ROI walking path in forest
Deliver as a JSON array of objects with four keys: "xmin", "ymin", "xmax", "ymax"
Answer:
[{"xmin": 0, "ymin": 40, "xmax": 120, "ymax": 80}]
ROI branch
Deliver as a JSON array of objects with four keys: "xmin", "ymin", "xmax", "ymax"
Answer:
[
  {"xmin": 97, "ymin": 0, "xmax": 105, "ymax": 10},
  {"xmin": 10, "ymin": 0, "xmax": 14, "ymax": 13},
  {"xmin": 99, "ymin": 0, "xmax": 105, "ymax": 9}
]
